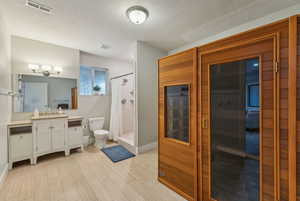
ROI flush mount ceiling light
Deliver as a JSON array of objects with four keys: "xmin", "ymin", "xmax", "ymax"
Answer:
[{"xmin": 126, "ymin": 5, "xmax": 149, "ymax": 24}]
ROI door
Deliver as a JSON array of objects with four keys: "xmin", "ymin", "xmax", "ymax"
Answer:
[
  {"xmin": 158, "ymin": 49, "xmax": 197, "ymax": 200},
  {"xmin": 24, "ymin": 82, "xmax": 48, "ymax": 112},
  {"xmin": 10, "ymin": 133, "xmax": 32, "ymax": 159},
  {"xmin": 199, "ymin": 36, "xmax": 278, "ymax": 201},
  {"xmin": 35, "ymin": 121, "xmax": 51, "ymax": 154},
  {"xmin": 51, "ymin": 119, "xmax": 66, "ymax": 151},
  {"xmin": 68, "ymin": 127, "xmax": 83, "ymax": 146}
]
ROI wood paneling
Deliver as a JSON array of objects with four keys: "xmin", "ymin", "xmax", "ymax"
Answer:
[
  {"xmin": 158, "ymin": 17, "xmax": 298, "ymax": 201},
  {"xmin": 196, "ymin": 19, "xmax": 291, "ymax": 201},
  {"xmin": 71, "ymin": 88, "xmax": 78, "ymax": 109},
  {"xmin": 289, "ymin": 16, "xmax": 297, "ymax": 201},
  {"xmin": 158, "ymin": 49, "xmax": 197, "ymax": 201},
  {"xmin": 296, "ymin": 16, "xmax": 300, "ymax": 201}
]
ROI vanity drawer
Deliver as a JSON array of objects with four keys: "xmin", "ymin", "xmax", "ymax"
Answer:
[
  {"xmin": 10, "ymin": 126, "xmax": 32, "ymax": 135},
  {"xmin": 10, "ymin": 133, "xmax": 33, "ymax": 159},
  {"xmin": 68, "ymin": 120, "xmax": 82, "ymax": 128}
]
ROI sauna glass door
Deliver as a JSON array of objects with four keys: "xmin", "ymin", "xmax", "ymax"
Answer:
[{"xmin": 210, "ymin": 58, "xmax": 260, "ymax": 201}]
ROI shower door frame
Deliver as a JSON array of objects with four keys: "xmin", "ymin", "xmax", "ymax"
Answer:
[{"xmin": 198, "ymin": 33, "xmax": 280, "ymax": 201}]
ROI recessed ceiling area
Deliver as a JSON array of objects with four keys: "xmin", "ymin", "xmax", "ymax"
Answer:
[{"xmin": 1, "ymin": 0, "xmax": 299, "ymax": 60}]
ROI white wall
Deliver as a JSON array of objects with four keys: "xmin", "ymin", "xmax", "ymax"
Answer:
[
  {"xmin": 11, "ymin": 37, "xmax": 133, "ymax": 135},
  {"xmin": 135, "ymin": 41, "xmax": 167, "ymax": 147},
  {"xmin": 80, "ymin": 52, "xmax": 133, "ymax": 79},
  {"xmin": 12, "ymin": 36, "xmax": 80, "ymax": 79},
  {"xmin": 0, "ymin": 13, "xmax": 11, "ymax": 183},
  {"xmin": 169, "ymin": 3, "xmax": 300, "ymax": 55}
]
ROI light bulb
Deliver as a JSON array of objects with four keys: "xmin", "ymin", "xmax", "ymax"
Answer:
[
  {"xmin": 54, "ymin": 66, "xmax": 63, "ymax": 73},
  {"xmin": 28, "ymin": 64, "xmax": 40, "ymax": 71},
  {"xmin": 41, "ymin": 65, "xmax": 52, "ymax": 72}
]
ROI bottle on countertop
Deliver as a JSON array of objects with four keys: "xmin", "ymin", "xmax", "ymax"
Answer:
[
  {"xmin": 33, "ymin": 108, "xmax": 39, "ymax": 118},
  {"xmin": 58, "ymin": 107, "xmax": 63, "ymax": 114}
]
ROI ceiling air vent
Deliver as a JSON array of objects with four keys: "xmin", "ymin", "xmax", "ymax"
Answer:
[{"xmin": 26, "ymin": 0, "xmax": 53, "ymax": 14}]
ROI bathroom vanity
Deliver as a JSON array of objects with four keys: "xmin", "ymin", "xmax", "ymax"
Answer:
[{"xmin": 7, "ymin": 115, "xmax": 84, "ymax": 169}]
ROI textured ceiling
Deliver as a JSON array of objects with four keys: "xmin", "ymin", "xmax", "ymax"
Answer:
[{"xmin": 1, "ymin": 0, "xmax": 299, "ymax": 60}]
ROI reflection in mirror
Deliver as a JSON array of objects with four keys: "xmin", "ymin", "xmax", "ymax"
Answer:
[
  {"xmin": 165, "ymin": 84, "xmax": 189, "ymax": 143},
  {"xmin": 13, "ymin": 74, "xmax": 78, "ymax": 112}
]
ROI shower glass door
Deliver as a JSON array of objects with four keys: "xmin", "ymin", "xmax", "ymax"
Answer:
[{"xmin": 210, "ymin": 58, "xmax": 260, "ymax": 201}]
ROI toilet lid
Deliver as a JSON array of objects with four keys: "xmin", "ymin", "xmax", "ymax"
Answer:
[{"xmin": 94, "ymin": 129, "xmax": 109, "ymax": 135}]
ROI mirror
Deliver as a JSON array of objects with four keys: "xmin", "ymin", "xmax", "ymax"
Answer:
[{"xmin": 13, "ymin": 74, "xmax": 78, "ymax": 112}]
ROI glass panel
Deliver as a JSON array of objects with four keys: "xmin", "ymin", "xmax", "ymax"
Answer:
[
  {"xmin": 80, "ymin": 66, "xmax": 107, "ymax": 95},
  {"xmin": 94, "ymin": 70, "xmax": 107, "ymax": 95},
  {"xmin": 210, "ymin": 58, "xmax": 260, "ymax": 201},
  {"xmin": 80, "ymin": 66, "xmax": 93, "ymax": 95},
  {"xmin": 165, "ymin": 84, "xmax": 189, "ymax": 143}
]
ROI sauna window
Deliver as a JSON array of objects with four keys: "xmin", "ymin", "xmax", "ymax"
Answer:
[
  {"xmin": 165, "ymin": 84, "xmax": 189, "ymax": 143},
  {"xmin": 210, "ymin": 58, "xmax": 260, "ymax": 201}
]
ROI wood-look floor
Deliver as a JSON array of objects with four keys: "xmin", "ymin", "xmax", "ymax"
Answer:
[{"xmin": 0, "ymin": 146, "xmax": 186, "ymax": 201}]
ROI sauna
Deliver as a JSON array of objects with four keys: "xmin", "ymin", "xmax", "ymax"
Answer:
[{"xmin": 158, "ymin": 15, "xmax": 300, "ymax": 201}]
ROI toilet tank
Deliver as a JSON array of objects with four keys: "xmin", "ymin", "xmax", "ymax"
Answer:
[{"xmin": 88, "ymin": 117, "xmax": 105, "ymax": 131}]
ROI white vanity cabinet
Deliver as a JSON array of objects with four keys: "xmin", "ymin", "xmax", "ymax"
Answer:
[
  {"xmin": 8, "ymin": 126, "xmax": 33, "ymax": 169},
  {"xmin": 34, "ymin": 120, "xmax": 51, "ymax": 154},
  {"xmin": 51, "ymin": 119, "xmax": 67, "ymax": 151},
  {"xmin": 67, "ymin": 120, "xmax": 84, "ymax": 150},
  {"xmin": 33, "ymin": 118, "xmax": 68, "ymax": 164},
  {"xmin": 8, "ymin": 116, "xmax": 84, "ymax": 168}
]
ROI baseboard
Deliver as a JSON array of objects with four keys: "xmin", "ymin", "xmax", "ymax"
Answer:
[
  {"xmin": 137, "ymin": 141, "xmax": 157, "ymax": 154},
  {"xmin": 0, "ymin": 163, "xmax": 8, "ymax": 189}
]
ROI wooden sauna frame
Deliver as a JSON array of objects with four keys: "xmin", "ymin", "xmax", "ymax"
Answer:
[{"xmin": 158, "ymin": 15, "xmax": 300, "ymax": 201}]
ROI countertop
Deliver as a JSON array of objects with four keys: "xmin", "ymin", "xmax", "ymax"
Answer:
[
  {"xmin": 8, "ymin": 115, "xmax": 84, "ymax": 128},
  {"xmin": 31, "ymin": 114, "xmax": 68, "ymax": 120},
  {"xmin": 7, "ymin": 120, "xmax": 33, "ymax": 127}
]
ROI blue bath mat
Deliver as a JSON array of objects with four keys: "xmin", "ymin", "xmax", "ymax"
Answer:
[{"xmin": 101, "ymin": 145, "xmax": 135, "ymax": 162}]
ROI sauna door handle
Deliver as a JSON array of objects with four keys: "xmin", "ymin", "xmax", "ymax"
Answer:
[{"xmin": 202, "ymin": 119, "xmax": 208, "ymax": 129}]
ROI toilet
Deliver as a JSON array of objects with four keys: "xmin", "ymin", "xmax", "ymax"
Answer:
[{"xmin": 88, "ymin": 117, "xmax": 109, "ymax": 148}]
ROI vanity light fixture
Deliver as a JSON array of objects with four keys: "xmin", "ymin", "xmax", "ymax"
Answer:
[
  {"xmin": 41, "ymin": 65, "xmax": 51, "ymax": 71},
  {"xmin": 28, "ymin": 64, "xmax": 40, "ymax": 72},
  {"xmin": 126, "ymin": 5, "xmax": 149, "ymax": 24},
  {"xmin": 28, "ymin": 64, "xmax": 63, "ymax": 77},
  {"xmin": 54, "ymin": 66, "xmax": 63, "ymax": 73}
]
